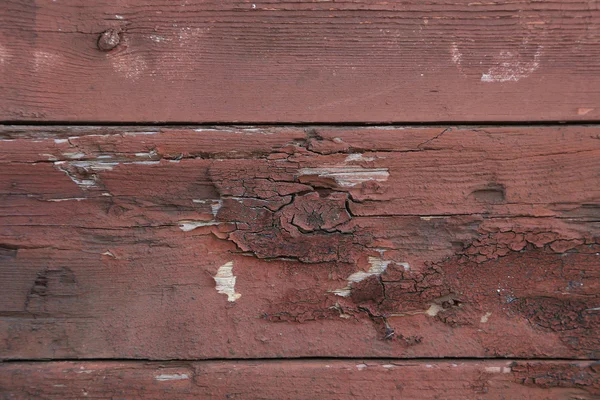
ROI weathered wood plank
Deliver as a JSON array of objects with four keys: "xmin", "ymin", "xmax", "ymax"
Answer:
[
  {"xmin": 0, "ymin": 360, "xmax": 598, "ymax": 399},
  {"xmin": 1, "ymin": 1, "xmax": 599, "ymax": 123},
  {"xmin": 0, "ymin": 125, "xmax": 599, "ymax": 359}
]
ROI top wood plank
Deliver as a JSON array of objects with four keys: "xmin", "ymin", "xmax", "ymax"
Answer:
[{"xmin": 1, "ymin": 0, "xmax": 599, "ymax": 123}]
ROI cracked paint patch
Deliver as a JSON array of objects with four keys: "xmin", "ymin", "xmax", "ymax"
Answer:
[{"xmin": 214, "ymin": 261, "xmax": 241, "ymax": 302}]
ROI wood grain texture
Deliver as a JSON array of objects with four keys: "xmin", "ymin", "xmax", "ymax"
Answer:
[
  {"xmin": 1, "ymin": 360, "xmax": 599, "ymax": 399},
  {"xmin": 0, "ymin": 125, "xmax": 599, "ymax": 360},
  {"xmin": 1, "ymin": 1, "xmax": 599, "ymax": 123}
]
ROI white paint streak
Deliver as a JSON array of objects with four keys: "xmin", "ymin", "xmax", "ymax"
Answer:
[
  {"xmin": 123, "ymin": 131, "xmax": 160, "ymax": 136},
  {"xmin": 299, "ymin": 167, "xmax": 389, "ymax": 187},
  {"xmin": 155, "ymin": 374, "xmax": 189, "ymax": 381},
  {"xmin": 63, "ymin": 152, "xmax": 86, "ymax": 159},
  {"xmin": 356, "ymin": 364, "xmax": 368, "ymax": 370},
  {"xmin": 331, "ymin": 257, "xmax": 395, "ymax": 297},
  {"xmin": 214, "ymin": 261, "xmax": 241, "ymax": 302},
  {"xmin": 481, "ymin": 47, "xmax": 543, "ymax": 82},
  {"xmin": 178, "ymin": 220, "xmax": 220, "ymax": 231},
  {"xmin": 47, "ymin": 198, "xmax": 86, "ymax": 202},
  {"xmin": 345, "ymin": 153, "xmax": 376, "ymax": 162},
  {"xmin": 54, "ymin": 161, "xmax": 117, "ymax": 189}
]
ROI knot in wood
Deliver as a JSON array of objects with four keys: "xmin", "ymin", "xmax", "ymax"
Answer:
[
  {"xmin": 282, "ymin": 191, "xmax": 351, "ymax": 232},
  {"xmin": 97, "ymin": 29, "xmax": 121, "ymax": 51}
]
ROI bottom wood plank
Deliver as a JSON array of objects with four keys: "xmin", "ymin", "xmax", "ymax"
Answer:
[{"xmin": 0, "ymin": 360, "xmax": 598, "ymax": 399}]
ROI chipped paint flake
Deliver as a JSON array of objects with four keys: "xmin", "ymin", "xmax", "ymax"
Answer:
[
  {"xmin": 356, "ymin": 364, "xmax": 368, "ymax": 370},
  {"xmin": 299, "ymin": 167, "xmax": 389, "ymax": 187},
  {"xmin": 178, "ymin": 220, "xmax": 220, "ymax": 231},
  {"xmin": 331, "ymin": 257, "xmax": 396, "ymax": 297},
  {"xmin": 214, "ymin": 261, "xmax": 241, "ymax": 302},
  {"xmin": 480, "ymin": 311, "xmax": 492, "ymax": 323},
  {"xmin": 425, "ymin": 304, "xmax": 444, "ymax": 317},
  {"xmin": 211, "ymin": 200, "xmax": 223, "ymax": 217},
  {"xmin": 155, "ymin": 374, "xmax": 189, "ymax": 381}
]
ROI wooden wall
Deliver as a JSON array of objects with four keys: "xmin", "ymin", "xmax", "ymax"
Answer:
[{"xmin": 0, "ymin": 1, "xmax": 599, "ymax": 398}]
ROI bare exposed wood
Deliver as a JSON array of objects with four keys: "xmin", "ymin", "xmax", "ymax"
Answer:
[
  {"xmin": 0, "ymin": 360, "xmax": 598, "ymax": 399},
  {"xmin": 1, "ymin": 1, "xmax": 599, "ymax": 123}
]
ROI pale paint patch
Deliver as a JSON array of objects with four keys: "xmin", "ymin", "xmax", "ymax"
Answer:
[
  {"xmin": 178, "ymin": 220, "xmax": 220, "ymax": 231},
  {"xmin": 578, "ymin": 108, "xmax": 594, "ymax": 116},
  {"xmin": 54, "ymin": 139, "xmax": 69, "ymax": 144},
  {"xmin": 480, "ymin": 311, "xmax": 492, "ymax": 323},
  {"xmin": 214, "ymin": 261, "xmax": 241, "ymax": 302},
  {"xmin": 356, "ymin": 364, "xmax": 368, "ymax": 370},
  {"xmin": 382, "ymin": 364, "xmax": 395, "ymax": 369},
  {"xmin": 485, "ymin": 367, "xmax": 512, "ymax": 374},
  {"xmin": 481, "ymin": 47, "xmax": 543, "ymax": 82},
  {"xmin": 450, "ymin": 42, "xmax": 462, "ymax": 65},
  {"xmin": 331, "ymin": 257, "xmax": 396, "ymax": 297},
  {"xmin": 0, "ymin": 43, "xmax": 10, "ymax": 65},
  {"xmin": 425, "ymin": 304, "xmax": 444, "ymax": 317},
  {"xmin": 34, "ymin": 51, "xmax": 60, "ymax": 72},
  {"xmin": 110, "ymin": 42, "xmax": 148, "ymax": 80},
  {"xmin": 155, "ymin": 374, "xmax": 189, "ymax": 381},
  {"xmin": 299, "ymin": 167, "xmax": 389, "ymax": 187},
  {"xmin": 344, "ymin": 153, "xmax": 376, "ymax": 162}
]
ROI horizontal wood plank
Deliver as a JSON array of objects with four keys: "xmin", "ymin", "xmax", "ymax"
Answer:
[
  {"xmin": 0, "ymin": 360, "xmax": 598, "ymax": 399},
  {"xmin": 1, "ymin": 1, "xmax": 599, "ymax": 123},
  {"xmin": 0, "ymin": 125, "xmax": 599, "ymax": 360}
]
